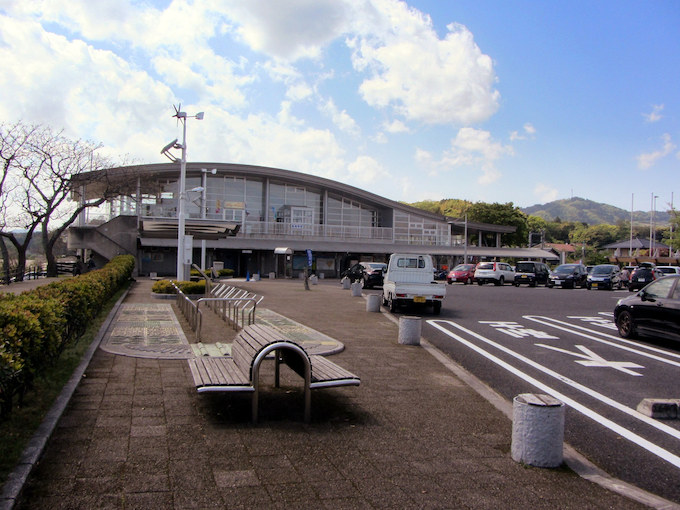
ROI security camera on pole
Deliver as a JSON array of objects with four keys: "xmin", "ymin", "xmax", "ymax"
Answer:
[{"xmin": 161, "ymin": 105, "xmax": 204, "ymax": 281}]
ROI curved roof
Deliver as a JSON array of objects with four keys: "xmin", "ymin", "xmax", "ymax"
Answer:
[{"xmin": 73, "ymin": 162, "xmax": 447, "ymax": 222}]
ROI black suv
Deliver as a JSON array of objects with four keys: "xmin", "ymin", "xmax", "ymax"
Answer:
[
  {"xmin": 513, "ymin": 261, "xmax": 550, "ymax": 287},
  {"xmin": 343, "ymin": 262, "xmax": 387, "ymax": 289},
  {"xmin": 628, "ymin": 262, "xmax": 662, "ymax": 292},
  {"xmin": 548, "ymin": 263, "xmax": 588, "ymax": 288}
]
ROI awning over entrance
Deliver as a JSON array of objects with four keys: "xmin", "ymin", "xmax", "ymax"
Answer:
[
  {"xmin": 274, "ymin": 247, "xmax": 293, "ymax": 255},
  {"xmin": 140, "ymin": 219, "xmax": 240, "ymax": 239}
]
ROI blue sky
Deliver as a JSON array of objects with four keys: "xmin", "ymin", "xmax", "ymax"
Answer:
[{"xmin": 0, "ymin": 0, "xmax": 678, "ymax": 214}]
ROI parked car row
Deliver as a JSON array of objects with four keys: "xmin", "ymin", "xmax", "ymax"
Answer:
[{"xmin": 344, "ymin": 260, "xmax": 679, "ymax": 294}]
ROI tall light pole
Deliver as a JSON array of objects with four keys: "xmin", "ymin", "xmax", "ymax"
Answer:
[
  {"xmin": 650, "ymin": 193, "xmax": 658, "ymax": 258},
  {"xmin": 161, "ymin": 106, "xmax": 204, "ymax": 281}
]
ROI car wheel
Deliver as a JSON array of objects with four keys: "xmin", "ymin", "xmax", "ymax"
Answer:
[
  {"xmin": 586, "ymin": 283, "xmax": 591, "ymax": 290},
  {"xmin": 495, "ymin": 276, "xmax": 504, "ymax": 286},
  {"xmin": 466, "ymin": 277, "xmax": 472, "ymax": 285},
  {"xmin": 447, "ymin": 280, "xmax": 452, "ymax": 285},
  {"xmin": 616, "ymin": 310, "xmax": 636, "ymax": 339},
  {"xmin": 433, "ymin": 301, "xmax": 441, "ymax": 315},
  {"xmin": 388, "ymin": 294, "xmax": 397, "ymax": 313},
  {"xmin": 477, "ymin": 280, "xmax": 483, "ymax": 286}
]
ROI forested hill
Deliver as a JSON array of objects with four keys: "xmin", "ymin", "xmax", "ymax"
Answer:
[{"xmin": 521, "ymin": 197, "xmax": 669, "ymax": 225}]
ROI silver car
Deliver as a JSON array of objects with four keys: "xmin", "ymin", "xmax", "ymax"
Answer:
[{"xmin": 474, "ymin": 261, "xmax": 515, "ymax": 286}]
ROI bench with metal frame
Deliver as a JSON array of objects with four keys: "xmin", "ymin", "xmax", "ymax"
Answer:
[{"xmin": 187, "ymin": 323, "xmax": 360, "ymax": 423}]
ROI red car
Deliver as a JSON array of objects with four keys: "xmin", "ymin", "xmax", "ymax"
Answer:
[{"xmin": 447, "ymin": 263, "xmax": 476, "ymax": 284}]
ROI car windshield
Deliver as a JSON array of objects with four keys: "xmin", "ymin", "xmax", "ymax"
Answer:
[
  {"xmin": 658, "ymin": 267, "xmax": 676, "ymax": 274},
  {"xmin": 642, "ymin": 277, "xmax": 675, "ymax": 299},
  {"xmin": 477, "ymin": 263, "xmax": 494, "ymax": 270},
  {"xmin": 555, "ymin": 265, "xmax": 578, "ymax": 274},
  {"xmin": 453, "ymin": 264, "xmax": 474, "ymax": 271},
  {"xmin": 515, "ymin": 263, "xmax": 536, "ymax": 272},
  {"xmin": 367, "ymin": 263, "xmax": 386, "ymax": 270},
  {"xmin": 591, "ymin": 266, "xmax": 614, "ymax": 275}
]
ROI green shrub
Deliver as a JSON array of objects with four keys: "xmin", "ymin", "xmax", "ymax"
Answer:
[
  {"xmin": 179, "ymin": 280, "xmax": 206, "ymax": 294},
  {"xmin": 151, "ymin": 279, "xmax": 206, "ymax": 295},
  {"xmin": 218, "ymin": 268, "xmax": 234, "ymax": 277},
  {"xmin": 0, "ymin": 255, "xmax": 134, "ymax": 419},
  {"xmin": 151, "ymin": 279, "xmax": 176, "ymax": 294}
]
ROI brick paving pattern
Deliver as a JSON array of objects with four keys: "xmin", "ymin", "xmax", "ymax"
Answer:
[{"xmin": 8, "ymin": 278, "xmax": 653, "ymax": 509}]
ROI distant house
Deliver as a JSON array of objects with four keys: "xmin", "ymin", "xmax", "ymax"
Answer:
[
  {"xmin": 603, "ymin": 237, "xmax": 678, "ymax": 265},
  {"xmin": 540, "ymin": 243, "xmax": 577, "ymax": 265}
]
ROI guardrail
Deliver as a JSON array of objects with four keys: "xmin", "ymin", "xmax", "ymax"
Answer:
[
  {"xmin": 199, "ymin": 283, "xmax": 264, "ymax": 334},
  {"xmin": 174, "ymin": 282, "xmax": 264, "ymax": 341},
  {"xmin": 172, "ymin": 282, "xmax": 203, "ymax": 340}
]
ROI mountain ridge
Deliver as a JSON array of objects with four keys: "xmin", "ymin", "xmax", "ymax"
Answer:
[{"xmin": 521, "ymin": 197, "xmax": 670, "ymax": 225}]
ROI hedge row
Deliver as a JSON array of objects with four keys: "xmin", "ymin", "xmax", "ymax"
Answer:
[
  {"xmin": 152, "ymin": 279, "xmax": 206, "ymax": 295},
  {"xmin": 0, "ymin": 255, "xmax": 135, "ymax": 418}
]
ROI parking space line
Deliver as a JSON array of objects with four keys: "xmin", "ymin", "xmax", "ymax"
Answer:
[
  {"xmin": 524, "ymin": 316, "xmax": 680, "ymax": 367},
  {"xmin": 428, "ymin": 319, "xmax": 680, "ymax": 468}
]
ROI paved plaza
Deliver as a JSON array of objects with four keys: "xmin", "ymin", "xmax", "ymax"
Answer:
[{"xmin": 1, "ymin": 277, "xmax": 662, "ymax": 509}]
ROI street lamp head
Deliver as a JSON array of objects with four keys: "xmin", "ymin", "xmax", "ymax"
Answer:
[{"xmin": 161, "ymin": 139, "xmax": 179, "ymax": 154}]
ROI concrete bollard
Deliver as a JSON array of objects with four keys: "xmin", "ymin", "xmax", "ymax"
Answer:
[
  {"xmin": 342, "ymin": 277, "xmax": 351, "ymax": 289},
  {"xmin": 366, "ymin": 294, "xmax": 381, "ymax": 312},
  {"xmin": 351, "ymin": 281, "xmax": 362, "ymax": 296},
  {"xmin": 310, "ymin": 275, "xmax": 318, "ymax": 285},
  {"xmin": 253, "ymin": 273, "xmax": 260, "ymax": 281},
  {"xmin": 398, "ymin": 316, "xmax": 421, "ymax": 345},
  {"xmin": 269, "ymin": 272, "xmax": 276, "ymax": 279},
  {"xmin": 511, "ymin": 393, "xmax": 565, "ymax": 468}
]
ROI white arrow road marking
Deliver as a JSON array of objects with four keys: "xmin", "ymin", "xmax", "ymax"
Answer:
[
  {"xmin": 525, "ymin": 316, "xmax": 680, "ymax": 366},
  {"xmin": 428, "ymin": 319, "xmax": 680, "ymax": 469},
  {"xmin": 536, "ymin": 344, "xmax": 645, "ymax": 376}
]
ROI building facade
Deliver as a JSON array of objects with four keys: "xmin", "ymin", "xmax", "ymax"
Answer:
[{"xmin": 68, "ymin": 162, "xmax": 557, "ymax": 277}]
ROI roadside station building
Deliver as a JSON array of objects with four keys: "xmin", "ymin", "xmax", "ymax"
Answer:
[{"xmin": 68, "ymin": 162, "xmax": 558, "ymax": 278}]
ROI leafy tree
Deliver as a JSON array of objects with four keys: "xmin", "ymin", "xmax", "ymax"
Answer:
[
  {"xmin": 569, "ymin": 223, "xmax": 619, "ymax": 249},
  {"xmin": 439, "ymin": 199, "xmax": 473, "ymax": 218},
  {"xmin": 0, "ymin": 122, "xmax": 121, "ymax": 279},
  {"xmin": 467, "ymin": 202, "xmax": 528, "ymax": 247},
  {"xmin": 660, "ymin": 208, "xmax": 680, "ymax": 252},
  {"xmin": 527, "ymin": 215, "xmax": 548, "ymax": 245}
]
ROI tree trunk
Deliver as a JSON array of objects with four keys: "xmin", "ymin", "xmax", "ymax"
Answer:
[
  {"xmin": 0, "ymin": 236, "xmax": 10, "ymax": 284},
  {"xmin": 43, "ymin": 227, "xmax": 59, "ymax": 277}
]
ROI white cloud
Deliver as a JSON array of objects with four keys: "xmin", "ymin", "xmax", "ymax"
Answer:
[
  {"xmin": 446, "ymin": 128, "xmax": 513, "ymax": 184},
  {"xmin": 510, "ymin": 123, "xmax": 536, "ymax": 141},
  {"xmin": 347, "ymin": 155, "xmax": 390, "ymax": 184},
  {"xmin": 320, "ymin": 99, "xmax": 360, "ymax": 136},
  {"xmin": 350, "ymin": 2, "xmax": 499, "ymax": 126},
  {"xmin": 637, "ymin": 133, "xmax": 675, "ymax": 170},
  {"xmin": 414, "ymin": 128, "xmax": 512, "ymax": 185},
  {"xmin": 534, "ymin": 183, "xmax": 558, "ymax": 203},
  {"xmin": 223, "ymin": 0, "xmax": 352, "ymax": 60},
  {"xmin": 642, "ymin": 104, "xmax": 664, "ymax": 123},
  {"xmin": 383, "ymin": 120, "xmax": 410, "ymax": 133}
]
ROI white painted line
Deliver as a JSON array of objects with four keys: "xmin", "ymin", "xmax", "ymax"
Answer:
[
  {"xmin": 524, "ymin": 316, "xmax": 680, "ymax": 367},
  {"xmin": 535, "ymin": 344, "xmax": 644, "ymax": 376},
  {"xmin": 428, "ymin": 319, "xmax": 680, "ymax": 469}
]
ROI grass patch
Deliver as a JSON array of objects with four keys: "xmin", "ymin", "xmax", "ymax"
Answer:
[{"xmin": 0, "ymin": 282, "xmax": 130, "ymax": 486}]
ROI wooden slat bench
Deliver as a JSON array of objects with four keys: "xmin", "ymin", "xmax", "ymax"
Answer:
[{"xmin": 188, "ymin": 323, "xmax": 360, "ymax": 423}]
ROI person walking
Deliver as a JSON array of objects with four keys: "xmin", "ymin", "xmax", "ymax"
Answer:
[{"xmin": 73, "ymin": 255, "xmax": 85, "ymax": 276}]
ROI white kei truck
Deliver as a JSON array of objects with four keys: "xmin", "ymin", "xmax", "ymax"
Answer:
[{"xmin": 382, "ymin": 253, "xmax": 446, "ymax": 314}]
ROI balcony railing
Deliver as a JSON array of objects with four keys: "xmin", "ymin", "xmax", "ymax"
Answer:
[{"xmin": 82, "ymin": 203, "xmax": 459, "ymax": 246}]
